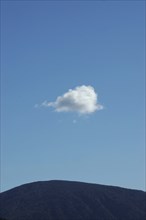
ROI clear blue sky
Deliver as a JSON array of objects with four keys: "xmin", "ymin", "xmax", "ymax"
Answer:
[{"xmin": 1, "ymin": 0, "xmax": 145, "ymax": 192}]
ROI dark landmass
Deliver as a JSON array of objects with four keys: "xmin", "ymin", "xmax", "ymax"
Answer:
[{"xmin": 0, "ymin": 180, "xmax": 146, "ymax": 220}]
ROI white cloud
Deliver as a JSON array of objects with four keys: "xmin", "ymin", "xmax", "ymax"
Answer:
[{"xmin": 42, "ymin": 85, "xmax": 103, "ymax": 115}]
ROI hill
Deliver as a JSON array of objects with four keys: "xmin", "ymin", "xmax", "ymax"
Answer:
[{"xmin": 0, "ymin": 180, "xmax": 146, "ymax": 220}]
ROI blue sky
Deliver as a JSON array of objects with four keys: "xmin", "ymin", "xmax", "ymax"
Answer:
[{"xmin": 1, "ymin": 0, "xmax": 145, "ymax": 192}]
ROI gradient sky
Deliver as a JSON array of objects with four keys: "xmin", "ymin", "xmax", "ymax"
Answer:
[{"xmin": 1, "ymin": 0, "xmax": 145, "ymax": 192}]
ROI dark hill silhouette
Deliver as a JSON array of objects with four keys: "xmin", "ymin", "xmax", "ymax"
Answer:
[{"xmin": 0, "ymin": 180, "xmax": 146, "ymax": 220}]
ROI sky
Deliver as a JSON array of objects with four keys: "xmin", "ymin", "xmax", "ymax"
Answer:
[{"xmin": 1, "ymin": 0, "xmax": 145, "ymax": 192}]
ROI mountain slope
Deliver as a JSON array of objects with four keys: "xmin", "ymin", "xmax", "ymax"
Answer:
[{"xmin": 0, "ymin": 180, "xmax": 146, "ymax": 220}]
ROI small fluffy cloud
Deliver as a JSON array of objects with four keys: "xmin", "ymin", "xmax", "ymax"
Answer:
[{"xmin": 42, "ymin": 85, "xmax": 103, "ymax": 115}]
